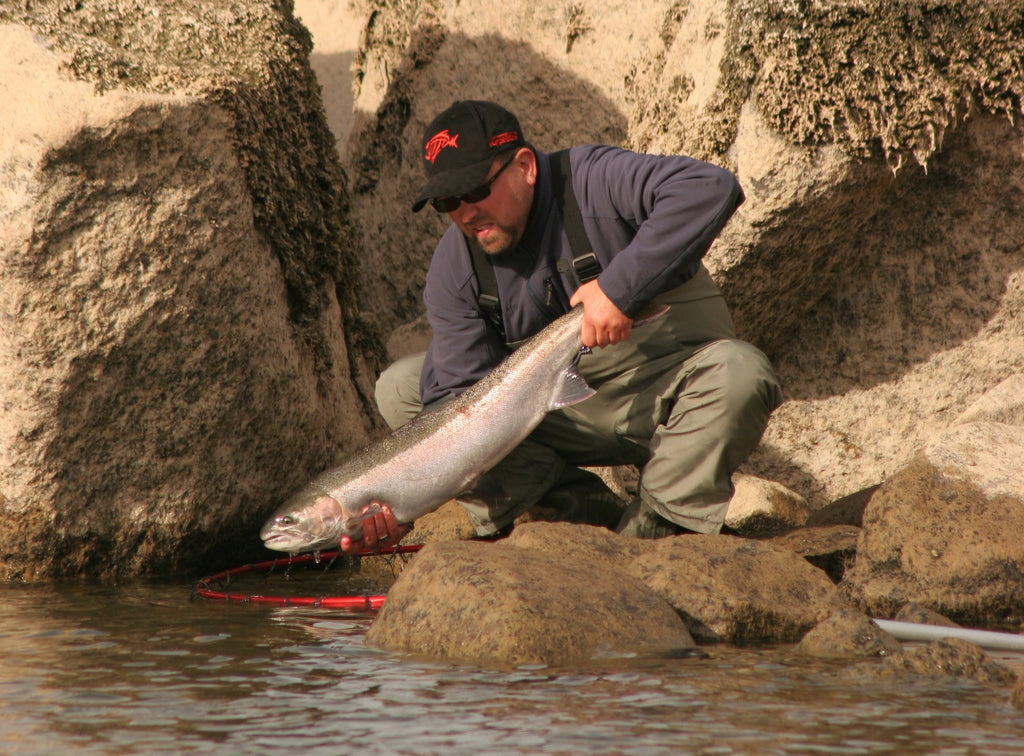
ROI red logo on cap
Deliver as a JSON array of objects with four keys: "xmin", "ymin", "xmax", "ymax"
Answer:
[
  {"xmin": 489, "ymin": 131, "xmax": 519, "ymax": 148},
  {"xmin": 424, "ymin": 129, "xmax": 459, "ymax": 164}
]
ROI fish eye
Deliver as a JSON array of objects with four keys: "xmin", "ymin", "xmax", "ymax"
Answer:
[{"xmin": 277, "ymin": 515, "xmax": 295, "ymax": 526}]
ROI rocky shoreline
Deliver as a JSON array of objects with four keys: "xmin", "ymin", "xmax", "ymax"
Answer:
[{"xmin": 2, "ymin": 0, "xmax": 1023, "ymax": 704}]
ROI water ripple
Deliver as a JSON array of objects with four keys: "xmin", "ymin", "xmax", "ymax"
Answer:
[{"xmin": 1, "ymin": 582, "xmax": 1023, "ymax": 755}]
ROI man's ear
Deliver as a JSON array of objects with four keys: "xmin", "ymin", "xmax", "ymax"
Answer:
[{"xmin": 515, "ymin": 147, "xmax": 538, "ymax": 187}]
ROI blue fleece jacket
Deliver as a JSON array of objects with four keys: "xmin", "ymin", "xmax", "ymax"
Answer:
[{"xmin": 419, "ymin": 145, "xmax": 744, "ymax": 405}]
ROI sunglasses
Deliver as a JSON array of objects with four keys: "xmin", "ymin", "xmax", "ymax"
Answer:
[{"xmin": 431, "ymin": 154, "xmax": 517, "ymax": 213}]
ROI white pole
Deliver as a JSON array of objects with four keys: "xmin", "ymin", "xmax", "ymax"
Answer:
[{"xmin": 874, "ymin": 619, "xmax": 1024, "ymax": 652}]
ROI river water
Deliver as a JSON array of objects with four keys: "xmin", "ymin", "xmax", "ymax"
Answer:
[{"xmin": 3, "ymin": 558, "xmax": 1024, "ymax": 755}]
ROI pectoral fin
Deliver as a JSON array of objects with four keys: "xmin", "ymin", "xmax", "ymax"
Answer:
[{"xmin": 551, "ymin": 365, "xmax": 596, "ymax": 409}]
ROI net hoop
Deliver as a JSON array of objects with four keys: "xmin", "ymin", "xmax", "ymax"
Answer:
[{"xmin": 191, "ymin": 544, "xmax": 423, "ymax": 609}]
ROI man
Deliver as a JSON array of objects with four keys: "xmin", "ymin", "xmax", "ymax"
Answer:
[{"xmin": 342, "ymin": 100, "xmax": 782, "ymax": 553}]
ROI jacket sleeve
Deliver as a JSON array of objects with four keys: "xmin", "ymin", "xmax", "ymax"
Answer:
[
  {"xmin": 573, "ymin": 145, "xmax": 744, "ymax": 317},
  {"xmin": 419, "ymin": 225, "xmax": 508, "ymax": 405}
]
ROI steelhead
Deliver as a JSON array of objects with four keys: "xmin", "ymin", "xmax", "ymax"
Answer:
[{"xmin": 261, "ymin": 304, "xmax": 597, "ymax": 554}]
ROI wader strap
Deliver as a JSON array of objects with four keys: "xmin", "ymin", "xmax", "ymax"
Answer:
[
  {"xmin": 469, "ymin": 242, "xmax": 506, "ymax": 342},
  {"xmin": 551, "ymin": 149, "xmax": 602, "ymax": 284}
]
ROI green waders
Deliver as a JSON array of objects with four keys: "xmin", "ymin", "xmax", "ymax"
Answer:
[{"xmin": 374, "ymin": 266, "xmax": 783, "ymax": 536}]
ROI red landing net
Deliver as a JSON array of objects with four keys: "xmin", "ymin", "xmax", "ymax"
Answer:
[{"xmin": 191, "ymin": 544, "xmax": 423, "ymax": 610}]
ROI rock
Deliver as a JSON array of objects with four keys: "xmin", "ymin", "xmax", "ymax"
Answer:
[
  {"xmin": 292, "ymin": 0, "xmax": 363, "ymax": 148},
  {"xmin": 384, "ymin": 313, "xmax": 433, "ymax": 364},
  {"xmin": 693, "ymin": 4, "xmax": 1024, "ymax": 514},
  {"xmin": 797, "ymin": 608, "xmax": 902, "ymax": 659},
  {"xmin": 871, "ymin": 638, "xmax": 1016, "ymax": 685},
  {"xmin": 725, "ymin": 473, "xmax": 811, "ymax": 535},
  {"xmin": 516, "ymin": 525, "xmax": 848, "ymax": 645},
  {"xmin": 893, "ymin": 603, "xmax": 961, "ymax": 628},
  {"xmin": 365, "ymin": 538, "xmax": 694, "ymax": 666},
  {"xmin": 767, "ymin": 525, "xmax": 860, "ymax": 583},
  {"xmin": 806, "ymin": 487, "xmax": 879, "ymax": 528},
  {"xmin": 953, "ymin": 374, "xmax": 1024, "ymax": 426},
  {"xmin": 843, "ymin": 456, "xmax": 1024, "ymax": 624},
  {"xmin": 924, "ymin": 421, "xmax": 1024, "ymax": 504},
  {"xmin": 584, "ymin": 465, "xmax": 641, "ymax": 506},
  {"xmin": 0, "ymin": 4, "xmax": 376, "ymax": 578},
  {"xmin": 506, "ymin": 521, "xmax": 646, "ymax": 565},
  {"xmin": 376, "ymin": 521, "xmax": 848, "ymax": 661},
  {"xmin": 628, "ymin": 536, "xmax": 846, "ymax": 644},
  {"xmin": 370, "ymin": 521, "xmax": 849, "ymax": 662},
  {"xmin": 1013, "ymin": 676, "xmax": 1024, "ymax": 710},
  {"xmin": 405, "ymin": 500, "xmax": 477, "ymax": 545}
]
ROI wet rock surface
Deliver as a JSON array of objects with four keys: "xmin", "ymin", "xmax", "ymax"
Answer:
[
  {"xmin": 867, "ymin": 638, "xmax": 1017, "ymax": 686},
  {"xmin": 797, "ymin": 608, "xmax": 903, "ymax": 659},
  {"xmin": 625, "ymin": 532, "xmax": 846, "ymax": 644}
]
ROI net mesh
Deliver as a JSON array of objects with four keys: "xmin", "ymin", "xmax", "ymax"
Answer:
[{"xmin": 191, "ymin": 545, "xmax": 422, "ymax": 609}]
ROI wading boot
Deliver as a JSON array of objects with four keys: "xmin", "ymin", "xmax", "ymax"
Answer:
[{"xmin": 615, "ymin": 497, "xmax": 688, "ymax": 538}]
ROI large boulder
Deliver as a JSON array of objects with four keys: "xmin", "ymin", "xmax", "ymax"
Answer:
[
  {"xmin": 842, "ymin": 377, "xmax": 1024, "ymax": 624},
  {"xmin": 369, "ymin": 523, "xmax": 845, "ymax": 664},
  {"xmin": 366, "ymin": 537, "xmax": 694, "ymax": 666},
  {"xmin": 843, "ymin": 450, "xmax": 1024, "ymax": 624},
  {"xmin": 0, "ymin": 3, "xmax": 380, "ymax": 578}
]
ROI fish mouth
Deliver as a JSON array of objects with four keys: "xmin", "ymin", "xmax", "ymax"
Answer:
[
  {"xmin": 262, "ymin": 527, "xmax": 336, "ymax": 554},
  {"xmin": 261, "ymin": 530, "xmax": 305, "ymax": 552}
]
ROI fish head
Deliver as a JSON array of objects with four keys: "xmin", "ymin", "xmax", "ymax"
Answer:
[{"xmin": 259, "ymin": 489, "xmax": 353, "ymax": 554}]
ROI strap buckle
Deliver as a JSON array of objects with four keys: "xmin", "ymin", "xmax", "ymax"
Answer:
[{"xmin": 572, "ymin": 252, "xmax": 602, "ymax": 283}]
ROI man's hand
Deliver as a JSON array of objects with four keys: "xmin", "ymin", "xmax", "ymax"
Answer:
[
  {"xmin": 339, "ymin": 502, "xmax": 411, "ymax": 554},
  {"xmin": 569, "ymin": 279, "xmax": 633, "ymax": 348}
]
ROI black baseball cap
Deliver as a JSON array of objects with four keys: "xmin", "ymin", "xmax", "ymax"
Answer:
[{"xmin": 411, "ymin": 100, "xmax": 526, "ymax": 212}]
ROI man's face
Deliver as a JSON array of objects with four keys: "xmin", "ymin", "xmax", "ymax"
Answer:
[{"xmin": 446, "ymin": 148, "xmax": 537, "ymax": 256}]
